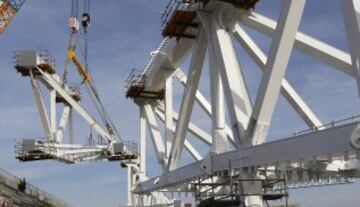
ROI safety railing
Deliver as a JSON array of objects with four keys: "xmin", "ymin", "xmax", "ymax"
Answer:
[
  {"xmin": 273, "ymin": 177, "xmax": 356, "ymax": 190},
  {"xmin": 122, "ymin": 140, "xmax": 138, "ymax": 157},
  {"xmin": 124, "ymin": 68, "xmax": 145, "ymax": 95},
  {"xmin": 293, "ymin": 115, "xmax": 360, "ymax": 137},
  {"xmin": 14, "ymin": 138, "xmax": 57, "ymax": 157},
  {"xmin": 125, "ymin": 68, "xmax": 143, "ymax": 87},
  {"xmin": 0, "ymin": 168, "xmax": 71, "ymax": 207},
  {"xmin": 161, "ymin": 0, "xmax": 203, "ymax": 28},
  {"xmin": 38, "ymin": 49, "xmax": 56, "ymax": 68}
]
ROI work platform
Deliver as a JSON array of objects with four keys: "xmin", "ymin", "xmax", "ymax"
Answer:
[
  {"xmin": 161, "ymin": 0, "xmax": 259, "ymax": 39},
  {"xmin": 15, "ymin": 138, "xmax": 139, "ymax": 164},
  {"xmin": 125, "ymin": 69, "xmax": 165, "ymax": 100},
  {"xmin": 162, "ymin": 10, "xmax": 198, "ymax": 39},
  {"xmin": 14, "ymin": 50, "xmax": 57, "ymax": 76}
]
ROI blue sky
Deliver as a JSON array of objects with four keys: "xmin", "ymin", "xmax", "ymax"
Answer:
[{"xmin": 0, "ymin": 0, "xmax": 360, "ymax": 206}]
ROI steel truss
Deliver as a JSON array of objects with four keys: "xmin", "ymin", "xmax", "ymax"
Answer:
[
  {"xmin": 126, "ymin": 0, "xmax": 360, "ymax": 206},
  {"xmin": 13, "ymin": 50, "xmax": 138, "ymax": 164}
]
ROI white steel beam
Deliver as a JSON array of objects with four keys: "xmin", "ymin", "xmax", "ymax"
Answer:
[
  {"xmin": 174, "ymin": 68, "xmax": 235, "ymax": 145},
  {"xmin": 250, "ymin": 0, "xmax": 306, "ymax": 145},
  {"xmin": 165, "ymin": 76, "xmax": 174, "ymax": 159},
  {"xmin": 240, "ymin": 12, "xmax": 354, "ymax": 77},
  {"xmin": 143, "ymin": 38, "xmax": 194, "ymax": 92},
  {"xmin": 140, "ymin": 107, "xmax": 147, "ymax": 180},
  {"xmin": 209, "ymin": 48, "xmax": 227, "ymax": 153},
  {"xmin": 156, "ymin": 110, "xmax": 203, "ymax": 161},
  {"xmin": 184, "ymin": 140, "xmax": 203, "ymax": 161},
  {"xmin": 156, "ymin": 107, "xmax": 212, "ymax": 146},
  {"xmin": 341, "ymin": 0, "xmax": 360, "ymax": 96},
  {"xmin": 201, "ymin": 10, "xmax": 252, "ymax": 147},
  {"xmin": 50, "ymin": 89, "xmax": 57, "ymax": 142},
  {"xmin": 174, "ymin": 68, "xmax": 212, "ymax": 116},
  {"xmin": 29, "ymin": 74, "xmax": 52, "ymax": 140},
  {"xmin": 167, "ymin": 29, "xmax": 208, "ymax": 171},
  {"xmin": 68, "ymin": 107, "xmax": 74, "ymax": 144},
  {"xmin": 36, "ymin": 68, "xmax": 117, "ymax": 143},
  {"xmin": 135, "ymin": 122, "xmax": 360, "ymax": 193},
  {"xmin": 56, "ymin": 106, "xmax": 71, "ymax": 143},
  {"xmin": 233, "ymin": 24, "xmax": 323, "ymax": 128},
  {"xmin": 127, "ymin": 165, "xmax": 135, "ymax": 206},
  {"xmin": 143, "ymin": 104, "xmax": 167, "ymax": 169},
  {"xmin": 131, "ymin": 168, "xmax": 171, "ymax": 204}
]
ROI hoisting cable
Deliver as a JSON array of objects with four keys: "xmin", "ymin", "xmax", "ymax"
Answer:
[
  {"xmin": 82, "ymin": 0, "xmax": 90, "ymax": 68},
  {"xmin": 62, "ymin": 0, "xmax": 122, "ymax": 142},
  {"xmin": 79, "ymin": 0, "xmax": 122, "ymax": 141},
  {"xmin": 63, "ymin": 0, "xmax": 80, "ymax": 84}
]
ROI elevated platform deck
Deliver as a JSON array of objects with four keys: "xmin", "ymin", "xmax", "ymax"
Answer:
[
  {"xmin": 16, "ymin": 152, "xmax": 57, "ymax": 162},
  {"xmin": 14, "ymin": 63, "xmax": 56, "ymax": 77},
  {"xmin": 161, "ymin": 0, "xmax": 260, "ymax": 39},
  {"xmin": 107, "ymin": 154, "xmax": 138, "ymax": 161},
  {"xmin": 125, "ymin": 69, "xmax": 165, "ymax": 100},
  {"xmin": 162, "ymin": 10, "xmax": 198, "ymax": 39}
]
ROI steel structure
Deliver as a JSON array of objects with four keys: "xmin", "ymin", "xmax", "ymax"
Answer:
[
  {"xmin": 0, "ymin": 0, "xmax": 25, "ymax": 34},
  {"xmin": 124, "ymin": 0, "xmax": 360, "ymax": 206},
  {"xmin": 13, "ymin": 50, "xmax": 137, "ymax": 164},
  {"xmin": 9, "ymin": 0, "xmax": 360, "ymax": 206}
]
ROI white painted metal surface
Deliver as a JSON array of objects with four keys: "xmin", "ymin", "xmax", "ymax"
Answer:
[
  {"xmin": 126, "ymin": 0, "xmax": 360, "ymax": 206},
  {"xmin": 14, "ymin": 0, "xmax": 360, "ymax": 206}
]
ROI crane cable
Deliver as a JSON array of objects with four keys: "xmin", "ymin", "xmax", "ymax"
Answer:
[
  {"xmin": 80, "ymin": 0, "xmax": 122, "ymax": 141},
  {"xmin": 63, "ymin": 0, "xmax": 80, "ymax": 84},
  {"xmin": 61, "ymin": 0, "xmax": 122, "ymax": 142}
]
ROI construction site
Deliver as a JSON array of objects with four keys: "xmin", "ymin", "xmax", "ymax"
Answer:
[{"xmin": 1, "ymin": 0, "xmax": 360, "ymax": 206}]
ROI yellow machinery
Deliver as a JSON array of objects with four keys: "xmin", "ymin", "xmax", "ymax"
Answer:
[{"xmin": 64, "ymin": 47, "xmax": 91, "ymax": 83}]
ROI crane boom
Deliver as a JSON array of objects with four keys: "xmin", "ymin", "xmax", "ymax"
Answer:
[{"xmin": 0, "ymin": 0, "xmax": 25, "ymax": 34}]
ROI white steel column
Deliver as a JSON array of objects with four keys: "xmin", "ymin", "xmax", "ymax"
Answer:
[
  {"xmin": 29, "ymin": 75, "xmax": 52, "ymax": 140},
  {"xmin": 56, "ymin": 106, "xmax": 71, "ymax": 143},
  {"xmin": 156, "ymin": 107, "xmax": 212, "ymax": 146},
  {"xmin": 168, "ymin": 29, "xmax": 208, "ymax": 171},
  {"xmin": 174, "ymin": 69, "xmax": 236, "ymax": 145},
  {"xmin": 155, "ymin": 111, "xmax": 203, "ymax": 161},
  {"xmin": 341, "ymin": 0, "xmax": 360, "ymax": 96},
  {"xmin": 209, "ymin": 48, "xmax": 227, "ymax": 153},
  {"xmin": 50, "ymin": 89, "xmax": 57, "ymax": 142},
  {"xmin": 68, "ymin": 107, "xmax": 74, "ymax": 144},
  {"xmin": 165, "ymin": 76, "xmax": 174, "ymax": 159},
  {"xmin": 204, "ymin": 10, "xmax": 252, "ymax": 147},
  {"xmin": 250, "ymin": 0, "xmax": 306, "ymax": 145},
  {"xmin": 233, "ymin": 24, "xmax": 323, "ymax": 128},
  {"xmin": 143, "ymin": 103, "xmax": 167, "ymax": 169},
  {"xmin": 174, "ymin": 68, "xmax": 212, "ymax": 116},
  {"xmin": 127, "ymin": 165, "xmax": 135, "ymax": 206},
  {"xmin": 240, "ymin": 12, "xmax": 353, "ymax": 77},
  {"xmin": 37, "ymin": 69, "xmax": 117, "ymax": 143},
  {"xmin": 140, "ymin": 106, "xmax": 147, "ymax": 180}
]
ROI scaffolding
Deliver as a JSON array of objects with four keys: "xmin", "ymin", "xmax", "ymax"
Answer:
[{"xmin": 194, "ymin": 176, "xmax": 288, "ymax": 207}]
